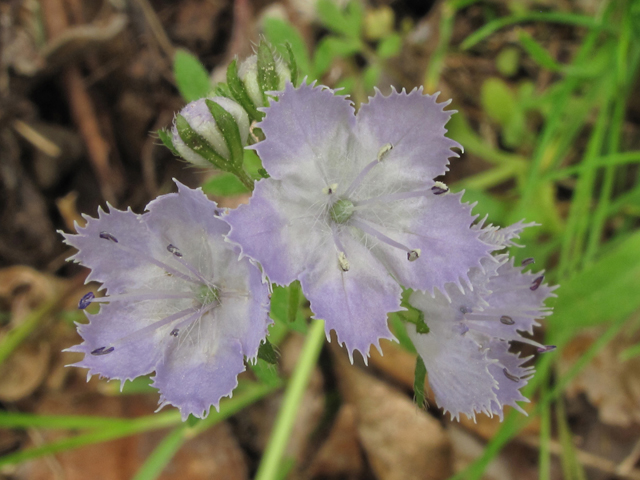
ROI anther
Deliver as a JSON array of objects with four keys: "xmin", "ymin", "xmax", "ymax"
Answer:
[
  {"xmin": 530, "ymin": 275, "xmax": 544, "ymax": 291},
  {"xmin": 431, "ymin": 181, "xmax": 449, "ymax": 195},
  {"xmin": 99, "ymin": 232, "xmax": 118, "ymax": 243},
  {"xmin": 407, "ymin": 249, "xmax": 421, "ymax": 262},
  {"xmin": 521, "ymin": 257, "xmax": 535, "ymax": 266},
  {"xmin": 167, "ymin": 244, "xmax": 183, "ymax": 257},
  {"xmin": 377, "ymin": 143, "xmax": 393, "ymax": 161},
  {"xmin": 78, "ymin": 292, "xmax": 95, "ymax": 309},
  {"xmin": 503, "ymin": 368, "xmax": 520, "ymax": 382},
  {"xmin": 500, "ymin": 315, "xmax": 514, "ymax": 325},
  {"xmin": 338, "ymin": 252, "xmax": 350, "ymax": 272},
  {"xmin": 537, "ymin": 345, "xmax": 556, "ymax": 353},
  {"xmin": 460, "ymin": 306, "xmax": 472, "ymax": 314},
  {"xmin": 170, "ymin": 328, "xmax": 179, "ymax": 337},
  {"xmin": 91, "ymin": 346, "xmax": 115, "ymax": 356},
  {"xmin": 322, "ymin": 183, "xmax": 338, "ymax": 195}
]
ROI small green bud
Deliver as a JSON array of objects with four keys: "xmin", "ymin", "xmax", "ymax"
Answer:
[
  {"xmin": 171, "ymin": 97, "xmax": 250, "ymax": 169},
  {"xmin": 238, "ymin": 44, "xmax": 293, "ymax": 109}
]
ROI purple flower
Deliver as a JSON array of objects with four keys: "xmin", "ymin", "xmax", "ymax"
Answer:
[
  {"xmin": 407, "ymin": 223, "xmax": 557, "ymax": 421},
  {"xmin": 62, "ymin": 181, "xmax": 270, "ymax": 419},
  {"xmin": 226, "ymin": 82, "xmax": 493, "ymax": 361}
]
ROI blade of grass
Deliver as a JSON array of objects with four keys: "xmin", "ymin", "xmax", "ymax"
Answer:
[
  {"xmin": 538, "ymin": 380, "xmax": 552, "ymax": 480},
  {"xmin": 556, "ymin": 396, "xmax": 587, "ymax": 480},
  {"xmin": 255, "ymin": 319, "xmax": 325, "ymax": 480},
  {"xmin": 461, "ymin": 11, "xmax": 610, "ymax": 51},
  {"xmin": 424, "ymin": 2, "xmax": 456, "ymax": 92}
]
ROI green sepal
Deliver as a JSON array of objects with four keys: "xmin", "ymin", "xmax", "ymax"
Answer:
[
  {"xmin": 258, "ymin": 168, "xmax": 270, "ymax": 179},
  {"xmin": 205, "ymin": 99, "xmax": 244, "ymax": 168},
  {"xmin": 227, "ymin": 58, "xmax": 263, "ymax": 122},
  {"xmin": 257, "ymin": 338, "xmax": 279, "ymax": 364},
  {"xmin": 186, "ymin": 414, "xmax": 200, "ymax": 427},
  {"xmin": 257, "ymin": 41, "xmax": 280, "ymax": 104},
  {"xmin": 175, "ymin": 114, "xmax": 231, "ymax": 171},
  {"xmin": 413, "ymin": 355, "xmax": 428, "ymax": 409},
  {"xmin": 211, "ymin": 82, "xmax": 234, "ymax": 99},
  {"xmin": 157, "ymin": 128, "xmax": 180, "ymax": 157},
  {"xmin": 284, "ymin": 42, "xmax": 299, "ymax": 86}
]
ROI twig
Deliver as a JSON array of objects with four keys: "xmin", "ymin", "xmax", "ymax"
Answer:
[
  {"xmin": 12, "ymin": 120, "xmax": 61, "ymax": 158},
  {"xmin": 519, "ymin": 434, "xmax": 640, "ymax": 480},
  {"xmin": 132, "ymin": 0, "xmax": 174, "ymax": 59},
  {"xmin": 40, "ymin": 0, "xmax": 122, "ymax": 203}
]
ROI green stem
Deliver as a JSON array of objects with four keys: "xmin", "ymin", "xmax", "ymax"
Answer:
[
  {"xmin": 235, "ymin": 168, "xmax": 255, "ymax": 191},
  {"xmin": 255, "ymin": 319, "xmax": 326, "ymax": 480}
]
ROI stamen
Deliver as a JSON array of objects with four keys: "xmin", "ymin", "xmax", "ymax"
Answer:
[
  {"xmin": 338, "ymin": 252, "xmax": 350, "ymax": 272},
  {"xmin": 99, "ymin": 232, "xmax": 118, "ymax": 243},
  {"xmin": 350, "ymin": 219, "xmax": 417, "ymax": 259},
  {"xmin": 105, "ymin": 307, "xmax": 199, "ymax": 351},
  {"xmin": 377, "ymin": 143, "xmax": 393, "ymax": 161},
  {"xmin": 521, "ymin": 257, "xmax": 535, "ymax": 266},
  {"xmin": 109, "ymin": 242, "xmax": 200, "ymax": 284},
  {"xmin": 503, "ymin": 368, "xmax": 520, "ymax": 382},
  {"xmin": 322, "ymin": 183, "xmax": 338, "ymax": 195},
  {"xmin": 460, "ymin": 306, "xmax": 472, "ymax": 314},
  {"xmin": 355, "ymin": 189, "xmax": 429, "ymax": 208},
  {"xmin": 530, "ymin": 275, "xmax": 544, "ymax": 291},
  {"xmin": 344, "ymin": 159, "xmax": 379, "ymax": 198},
  {"xmin": 537, "ymin": 345, "xmax": 556, "ymax": 353},
  {"xmin": 91, "ymin": 346, "xmax": 115, "ymax": 356},
  {"xmin": 500, "ymin": 315, "xmax": 515, "ymax": 325},
  {"xmin": 167, "ymin": 244, "xmax": 183, "ymax": 257},
  {"xmin": 78, "ymin": 292, "xmax": 95, "ymax": 309},
  {"xmin": 167, "ymin": 250, "xmax": 210, "ymax": 285},
  {"xmin": 170, "ymin": 328, "xmax": 179, "ymax": 337},
  {"xmin": 407, "ymin": 249, "xmax": 421, "ymax": 262},
  {"xmin": 431, "ymin": 181, "xmax": 449, "ymax": 195}
]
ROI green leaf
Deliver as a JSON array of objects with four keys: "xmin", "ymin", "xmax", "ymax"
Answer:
[
  {"xmin": 518, "ymin": 30, "xmax": 561, "ymax": 71},
  {"xmin": 250, "ymin": 358, "xmax": 281, "ymax": 387},
  {"xmin": 175, "ymin": 114, "xmax": 229, "ymax": 170},
  {"xmin": 262, "ymin": 17, "xmax": 312, "ymax": 77},
  {"xmin": 173, "ymin": 49, "xmax": 211, "ymax": 102},
  {"xmin": 389, "ymin": 314, "xmax": 417, "ymax": 354},
  {"xmin": 480, "ymin": 78, "xmax": 517, "ymax": 126},
  {"xmin": 313, "ymin": 36, "xmax": 362, "ymax": 78},
  {"xmin": 550, "ymin": 230, "xmax": 640, "ymax": 337},
  {"xmin": 316, "ymin": 0, "xmax": 357, "ymax": 38},
  {"xmin": 201, "ymin": 172, "xmax": 250, "ymax": 196},
  {"xmin": 377, "ymin": 33, "xmax": 402, "ymax": 58},
  {"xmin": 363, "ymin": 64, "xmax": 382, "ymax": 92},
  {"xmin": 257, "ymin": 339, "xmax": 279, "ymax": 364},
  {"xmin": 413, "ymin": 356, "xmax": 428, "ymax": 408},
  {"xmin": 270, "ymin": 285, "xmax": 307, "ymax": 334},
  {"xmin": 205, "ymin": 99, "xmax": 244, "ymax": 167},
  {"xmin": 227, "ymin": 59, "xmax": 262, "ymax": 121},
  {"xmin": 496, "ymin": 47, "xmax": 520, "ymax": 77}
]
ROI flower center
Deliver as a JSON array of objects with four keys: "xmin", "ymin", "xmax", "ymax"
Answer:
[
  {"xmin": 195, "ymin": 284, "xmax": 220, "ymax": 306},
  {"xmin": 330, "ymin": 199, "xmax": 355, "ymax": 224}
]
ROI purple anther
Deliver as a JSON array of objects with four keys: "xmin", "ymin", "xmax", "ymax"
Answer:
[
  {"xmin": 530, "ymin": 275, "xmax": 544, "ymax": 291},
  {"xmin": 500, "ymin": 315, "xmax": 514, "ymax": 325},
  {"xmin": 78, "ymin": 292, "xmax": 95, "ymax": 309},
  {"xmin": 99, "ymin": 232, "xmax": 118, "ymax": 243},
  {"xmin": 459, "ymin": 306, "xmax": 472, "ymax": 314},
  {"xmin": 521, "ymin": 257, "xmax": 535, "ymax": 266},
  {"xmin": 167, "ymin": 244, "xmax": 183, "ymax": 257},
  {"xmin": 537, "ymin": 345, "xmax": 556, "ymax": 353},
  {"xmin": 431, "ymin": 185, "xmax": 449, "ymax": 195},
  {"xmin": 170, "ymin": 328, "xmax": 179, "ymax": 337},
  {"xmin": 91, "ymin": 346, "xmax": 115, "ymax": 356},
  {"xmin": 503, "ymin": 368, "xmax": 520, "ymax": 382}
]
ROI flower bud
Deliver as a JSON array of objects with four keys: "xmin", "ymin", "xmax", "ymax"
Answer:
[
  {"xmin": 171, "ymin": 97, "xmax": 250, "ymax": 169},
  {"xmin": 238, "ymin": 46, "xmax": 293, "ymax": 109}
]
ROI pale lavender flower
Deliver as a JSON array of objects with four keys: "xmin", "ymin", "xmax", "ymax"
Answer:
[
  {"xmin": 226, "ymin": 82, "xmax": 493, "ymax": 361},
  {"xmin": 62, "ymin": 181, "xmax": 270, "ymax": 419},
  {"xmin": 407, "ymin": 224, "xmax": 557, "ymax": 421}
]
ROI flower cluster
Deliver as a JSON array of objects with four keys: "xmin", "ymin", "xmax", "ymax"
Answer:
[{"xmin": 64, "ymin": 79, "xmax": 556, "ymax": 420}]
